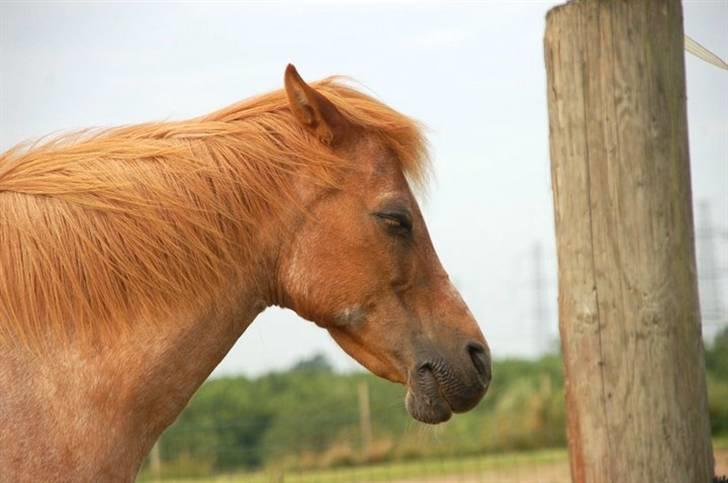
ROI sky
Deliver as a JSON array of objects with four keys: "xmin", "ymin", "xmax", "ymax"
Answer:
[{"xmin": 1, "ymin": 1, "xmax": 726, "ymax": 377}]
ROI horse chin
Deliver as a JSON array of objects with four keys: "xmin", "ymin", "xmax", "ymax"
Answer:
[{"xmin": 404, "ymin": 377, "xmax": 453, "ymax": 424}]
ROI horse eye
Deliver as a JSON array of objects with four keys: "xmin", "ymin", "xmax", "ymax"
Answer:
[{"xmin": 374, "ymin": 211, "xmax": 412, "ymax": 235}]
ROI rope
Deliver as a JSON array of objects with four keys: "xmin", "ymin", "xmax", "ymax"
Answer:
[{"xmin": 685, "ymin": 34, "xmax": 728, "ymax": 70}]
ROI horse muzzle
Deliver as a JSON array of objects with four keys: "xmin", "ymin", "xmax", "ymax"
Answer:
[{"xmin": 405, "ymin": 340, "xmax": 491, "ymax": 424}]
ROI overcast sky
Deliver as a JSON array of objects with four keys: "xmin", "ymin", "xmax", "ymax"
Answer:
[{"xmin": 1, "ymin": 1, "xmax": 725, "ymax": 377}]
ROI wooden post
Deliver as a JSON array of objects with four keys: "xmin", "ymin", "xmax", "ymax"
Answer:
[
  {"xmin": 149, "ymin": 439, "xmax": 161, "ymax": 480},
  {"xmin": 544, "ymin": 1, "xmax": 714, "ymax": 482},
  {"xmin": 358, "ymin": 381, "xmax": 372, "ymax": 461}
]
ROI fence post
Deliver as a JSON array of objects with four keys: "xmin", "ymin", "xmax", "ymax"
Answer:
[
  {"xmin": 544, "ymin": 1, "xmax": 714, "ymax": 482},
  {"xmin": 149, "ymin": 439, "xmax": 161, "ymax": 480},
  {"xmin": 358, "ymin": 381, "xmax": 372, "ymax": 461}
]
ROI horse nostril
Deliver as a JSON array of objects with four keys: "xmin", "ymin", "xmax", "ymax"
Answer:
[{"xmin": 466, "ymin": 342, "xmax": 491, "ymax": 385}]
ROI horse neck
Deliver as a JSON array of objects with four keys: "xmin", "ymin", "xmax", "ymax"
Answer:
[{"xmin": 0, "ymin": 245, "xmax": 276, "ymax": 482}]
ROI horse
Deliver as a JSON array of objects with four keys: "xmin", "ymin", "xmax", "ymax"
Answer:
[{"xmin": 0, "ymin": 65, "xmax": 491, "ymax": 482}]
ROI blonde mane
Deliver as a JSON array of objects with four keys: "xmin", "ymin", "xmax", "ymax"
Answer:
[{"xmin": 0, "ymin": 78, "xmax": 428, "ymax": 348}]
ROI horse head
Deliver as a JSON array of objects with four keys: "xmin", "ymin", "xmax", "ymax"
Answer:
[{"xmin": 277, "ymin": 65, "xmax": 490, "ymax": 423}]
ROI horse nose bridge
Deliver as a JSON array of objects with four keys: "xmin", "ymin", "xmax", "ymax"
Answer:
[
  {"xmin": 402, "ymin": 272, "xmax": 486, "ymax": 353},
  {"xmin": 423, "ymin": 276, "xmax": 485, "ymax": 341}
]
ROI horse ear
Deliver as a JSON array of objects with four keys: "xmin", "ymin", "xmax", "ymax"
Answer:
[{"xmin": 284, "ymin": 64, "xmax": 345, "ymax": 145}]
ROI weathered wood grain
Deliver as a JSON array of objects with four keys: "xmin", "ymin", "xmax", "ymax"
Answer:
[{"xmin": 544, "ymin": 1, "xmax": 714, "ymax": 482}]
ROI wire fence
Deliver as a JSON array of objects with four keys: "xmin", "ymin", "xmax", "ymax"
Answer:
[
  {"xmin": 138, "ymin": 316, "xmax": 728, "ymax": 482},
  {"xmin": 139, "ymin": 394, "xmax": 573, "ymax": 483}
]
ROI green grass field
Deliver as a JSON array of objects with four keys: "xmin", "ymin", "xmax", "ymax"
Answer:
[
  {"xmin": 143, "ymin": 448, "xmax": 568, "ymax": 483},
  {"xmin": 141, "ymin": 440, "xmax": 728, "ymax": 483},
  {"xmin": 232, "ymin": 448, "xmax": 566, "ymax": 483}
]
